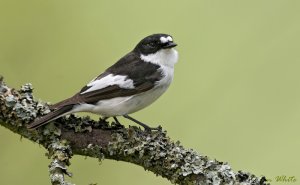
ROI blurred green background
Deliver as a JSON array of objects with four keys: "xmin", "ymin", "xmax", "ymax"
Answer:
[{"xmin": 1, "ymin": 0, "xmax": 299, "ymax": 184}]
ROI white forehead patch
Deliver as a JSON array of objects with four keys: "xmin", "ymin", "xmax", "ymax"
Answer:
[{"xmin": 160, "ymin": 36, "xmax": 173, "ymax": 43}]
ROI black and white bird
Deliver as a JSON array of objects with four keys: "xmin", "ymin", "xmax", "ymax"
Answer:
[{"xmin": 27, "ymin": 34, "xmax": 178, "ymax": 131}]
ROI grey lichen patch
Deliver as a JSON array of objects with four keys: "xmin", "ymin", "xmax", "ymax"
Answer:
[
  {"xmin": 82, "ymin": 144, "xmax": 105, "ymax": 162},
  {"xmin": 0, "ymin": 81, "xmax": 50, "ymax": 127},
  {"xmin": 0, "ymin": 79, "xmax": 78, "ymax": 185},
  {"xmin": 20, "ymin": 83, "xmax": 33, "ymax": 93},
  {"xmin": 0, "ymin": 77, "xmax": 103, "ymax": 146},
  {"xmin": 107, "ymin": 128, "xmax": 268, "ymax": 185},
  {"xmin": 0, "ymin": 77, "xmax": 269, "ymax": 185},
  {"xmin": 48, "ymin": 140, "xmax": 73, "ymax": 163},
  {"xmin": 236, "ymin": 171, "xmax": 267, "ymax": 185},
  {"xmin": 48, "ymin": 140, "xmax": 74, "ymax": 185},
  {"xmin": 43, "ymin": 123, "xmax": 62, "ymax": 137},
  {"xmin": 63, "ymin": 115, "xmax": 95, "ymax": 133}
]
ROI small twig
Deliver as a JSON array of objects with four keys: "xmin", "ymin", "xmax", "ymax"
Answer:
[{"xmin": 48, "ymin": 139, "xmax": 74, "ymax": 185}]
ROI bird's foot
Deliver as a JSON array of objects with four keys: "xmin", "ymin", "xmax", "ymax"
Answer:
[
  {"xmin": 123, "ymin": 114, "xmax": 161, "ymax": 132},
  {"xmin": 99, "ymin": 117, "xmax": 109, "ymax": 124},
  {"xmin": 112, "ymin": 117, "xmax": 125, "ymax": 129}
]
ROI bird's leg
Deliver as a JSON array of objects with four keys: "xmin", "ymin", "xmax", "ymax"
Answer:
[
  {"xmin": 112, "ymin": 116, "xmax": 125, "ymax": 129},
  {"xmin": 100, "ymin": 116, "xmax": 109, "ymax": 123},
  {"xmin": 123, "ymin": 114, "xmax": 161, "ymax": 132},
  {"xmin": 113, "ymin": 117, "xmax": 122, "ymax": 126}
]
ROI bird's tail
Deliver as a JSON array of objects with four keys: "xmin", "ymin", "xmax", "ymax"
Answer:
[{"xmin": 27, "ymin": 105, "xmax": 73, "ymax": 130}]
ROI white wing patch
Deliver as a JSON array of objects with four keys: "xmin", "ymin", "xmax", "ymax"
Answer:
[
  {"xmin": 160, "ymin": 36, "xmax": 173, "ymax": 43},
  {"xmin": 81, "ymin": 74, "xmax": 135, "ymax": 94}
]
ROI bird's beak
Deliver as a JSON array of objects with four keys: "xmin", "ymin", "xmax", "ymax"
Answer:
[{"xmin": 162, "ymin": 42, "xmax": 177, "ymax": 49}]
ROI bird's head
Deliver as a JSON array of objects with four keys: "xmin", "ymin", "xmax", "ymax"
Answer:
[{"xmin": 134, "ymin": 34, "xmax": 177, "ymax": 55}]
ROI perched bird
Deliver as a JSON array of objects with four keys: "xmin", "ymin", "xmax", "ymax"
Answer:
[{"xmin": 27, "ymin": 34, "xmax": 178, "ymax": 131}]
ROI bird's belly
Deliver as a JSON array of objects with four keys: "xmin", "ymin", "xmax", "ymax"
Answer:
[
  {"xmin": 73, "ymin": 85, "xmax": 169, "ymax": 117},
  {"xmin": 72, "ymin": 64, "xmax": 174, "ymax": 117},
  {"xmin": 95, "ymin": 86, "xmax": 169, "ymax": 116}
]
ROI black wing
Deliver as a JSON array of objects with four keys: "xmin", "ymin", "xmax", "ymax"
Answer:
[
  {"xmin": 52, "ymin": 52, "xmax": 162, "ymax": 108},
  {"xmin": 79, "ymin": 81, "xmax": 154, "ymax": 104},
  {"xmin": 78, "ymin": 52, "xmax": 162, "ymax": 104}
]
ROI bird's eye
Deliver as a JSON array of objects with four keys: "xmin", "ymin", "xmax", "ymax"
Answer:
[{"xmin": 146, "ymin": 42, "xmax": 155, "ymax": 47}]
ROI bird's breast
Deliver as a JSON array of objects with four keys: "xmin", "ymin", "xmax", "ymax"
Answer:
[{"xmin": 154, "ymin": 63, "xmax": 174, "ymax": 90}]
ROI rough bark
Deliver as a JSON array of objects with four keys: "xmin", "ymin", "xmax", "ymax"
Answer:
[{"xmin": 0, "ymin": 76, "xmax": 268, "ymax": 185}]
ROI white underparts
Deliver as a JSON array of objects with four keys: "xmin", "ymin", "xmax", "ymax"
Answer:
[
  {"xmin": 140, "ymin": 48, "xmax": 178, "ymax": 68},
  {"xmin": 81, "ymin": 74, "xmax": 134, "ymax": 94},
  {"xmin": 73, "ymin": 81, "xmax": 173, "ymax": 117},
  {"xmin": 74, "ymin": 48, "xmax": 179, "ymax": 117}
]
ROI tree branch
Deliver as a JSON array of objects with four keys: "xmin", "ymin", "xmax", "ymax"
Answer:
[{"xmin": 0, "ymin": 76, "xmax": 268, "ymax": 185}]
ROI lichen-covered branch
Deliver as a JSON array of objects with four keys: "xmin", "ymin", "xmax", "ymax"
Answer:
[
  {"xmin": 48, "ymin": 140, "xmax": 74, "ymax": 185},
  {"xmin": 0, "ymin": 76, "xmax": 268, "ymax": 185}
]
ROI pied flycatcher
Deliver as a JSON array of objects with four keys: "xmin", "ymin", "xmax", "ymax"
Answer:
[{"xmin": 27, "ymin": 34, "xmax": 178, "ymax": 131}]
